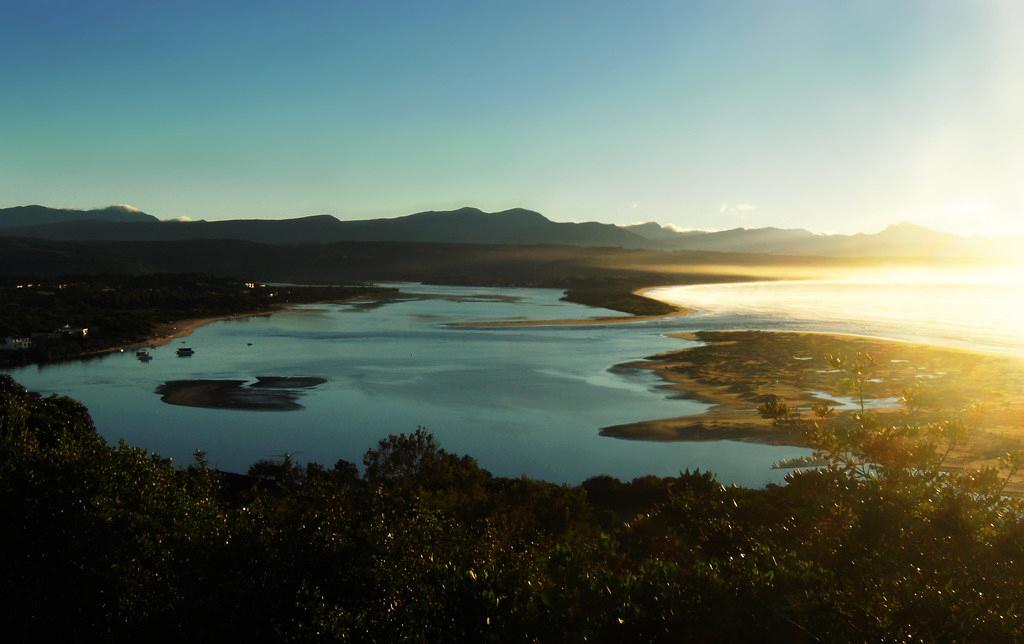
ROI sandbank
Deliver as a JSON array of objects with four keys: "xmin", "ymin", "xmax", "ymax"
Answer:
[
  {"xmin": 156, "ymin": 377, "xmax": 327, "ymax": 411},
  {"xmin": 449, "ymin": 289, "xmax": 694, "ymax": 328},
  {"xmin": 604, "ymin": 330, "xmax": 1024, "ymax": 481}
]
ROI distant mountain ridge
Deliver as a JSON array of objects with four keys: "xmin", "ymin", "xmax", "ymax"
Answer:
[
  {"xmin": 0, "ymin": 204, "xmax": 1013, "ymax": 259},
  {"xmin": 0, "ymin": 205, "xmax": 648, "ymax": 248},
  {"xmin": 0, "ymin": 205, "xmax": 158, "ymax": 228},
  {"xmin": 622, "ymin": 222, "xmax": 705, "ymax": 241},
  {"xmin": 625, "ymin": 220, "xmax": 1009, "ymax": 258}
]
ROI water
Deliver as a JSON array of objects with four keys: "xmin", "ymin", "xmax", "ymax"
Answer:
[
  {"xmin": 646, "ymin": 273, "xmax": 1024, "ymax": 355},
  {"xmin": 4, "ymin": 284, "xmax": 808, "ymax": 485}
]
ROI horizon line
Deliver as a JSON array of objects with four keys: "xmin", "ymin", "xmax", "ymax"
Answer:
[{"xmin": 0, "ymin": 202, "xmax": 1005, "ymax": 239}]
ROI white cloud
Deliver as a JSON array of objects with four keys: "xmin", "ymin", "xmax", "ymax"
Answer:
[
  {"xmin": 661, "ymin": 223, "xmax": 693, "ymax": 232},
  {"xmin": 719, "ymin": 202, "xmax": 757, "ymax": 214},
  {"xmin": 114, "ymin": 203, "xmax": 142, "ymax": 212},
  {"xmin": 625, "ymin": 221, "xmax": 701, "ymax": 233},
  {"xmin": 171, "ymin": 216, "xmax": 192, "ymax": 222}
]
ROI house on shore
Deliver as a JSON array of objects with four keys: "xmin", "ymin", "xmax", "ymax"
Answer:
[
  {"xmin": 56, "ymin": 324, "xmax": 89, "ymax": 338},
  {"xmin": 0, "ymin": 337, "xmax": 32, "ymax": 351}
]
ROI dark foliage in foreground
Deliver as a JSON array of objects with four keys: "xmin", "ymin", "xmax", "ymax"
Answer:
[{"xmin": 2, "ymin": 374, "xmax": 1023, "ymax": 642}]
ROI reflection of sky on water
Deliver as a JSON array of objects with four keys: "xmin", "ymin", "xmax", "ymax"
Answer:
[{"xmin": 4, "ymin": 283, "xmax": 809, "ymax": 486}]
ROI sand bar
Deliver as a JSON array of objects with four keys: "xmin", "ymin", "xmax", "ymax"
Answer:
[
  {"xmin": 156, "ymin": 377, "xmax": 327, "ymax": 411},
  {"xmin": 449, "ymin": 289, "xmax": 694, "ymax": 328}
]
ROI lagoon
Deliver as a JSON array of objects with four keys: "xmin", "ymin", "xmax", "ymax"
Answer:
[{"xmin": 5, "ymin": 283, "xmax": 808, "ymax": 486}]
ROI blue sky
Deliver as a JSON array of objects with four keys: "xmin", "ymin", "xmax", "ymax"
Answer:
[{"xmin": 1, "ymin": 1, "xmax": 1020, "ymax": 234}]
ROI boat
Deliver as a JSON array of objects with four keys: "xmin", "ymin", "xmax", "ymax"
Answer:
[
  {"xmin": 176, "ymin": 347, "xmax": 195, "ymax": 357},
  {"xmin": 136, "ymin": 350, "xmax": 152, "ymax": 361}
]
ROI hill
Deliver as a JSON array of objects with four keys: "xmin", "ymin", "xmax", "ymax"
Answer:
[
  {"xmin": 625, "ymin": 220, "xmax": 1014, "ymax": 258},
  {"xmin": 0, "ymin": 206, "xmax": 649, "ymax": 248},
  {"xmin": 0, "ymin": 204, "xmax": 158, "ymax": 228},
  {"xmin": 1, "ymin": 204, "xmax": 1016, "ymax": 259}
]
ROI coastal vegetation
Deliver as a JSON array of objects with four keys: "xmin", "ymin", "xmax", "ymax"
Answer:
[
  {"xmin": 3, "ymin": 371, "xmax": 1023, "ymax": 641},
  {"xmin": 6, "ymin": 233, "xmax": 945, "ymax": 328},
  {"xmin": 0, "ymin": 275, "xmax": 393, "ymax": 367},
  {"xmin": 0, "ymin": 236, "xmax": 876, "ymax": 308}
]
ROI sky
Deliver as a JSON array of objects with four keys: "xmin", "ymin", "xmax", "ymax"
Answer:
[{"xmin": 1, "ymin": 1, "xmax": 1021, "ymax": 235}]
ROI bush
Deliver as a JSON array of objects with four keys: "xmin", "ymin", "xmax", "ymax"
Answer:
[{"xmin": 2, "ymin": 373, "xmax": 1023, "ymax": 641}]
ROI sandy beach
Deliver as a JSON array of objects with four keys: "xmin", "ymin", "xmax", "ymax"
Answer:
[
  {"xmin": 139, "ymin": 310, "xmax": 277, "ymax": 350},
  {"xmin": 60, "ymin": 309, "xmax": 280, "ymax": 363}
]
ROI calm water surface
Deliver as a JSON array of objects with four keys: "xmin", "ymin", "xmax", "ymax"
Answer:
[
  {"xmin": 6, "ymin": 284, "xmax": 808, "ymax": 485},
  {"xmin": 647, "ymin": 275, "xmax": 1024, "ymax": 355}
]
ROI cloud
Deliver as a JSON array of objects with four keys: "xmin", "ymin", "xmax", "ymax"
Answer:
[
  {"xmin": 719, "ymin": 202, "xmax": 757, "ymax": 214},
  {"xmin": 626, "ymin": 221, "xmax": 700, "ymax": 233},
  {"xmin": 114, "ymin": 203, "xmax": 142, "ymax": 212},
  {"xmin": 171, "ymin": 216, "xmax": 192, "ymax": 222},
  {"xmin": 661, "ymin": 223, "xmax": 693, "ymax": 232}
]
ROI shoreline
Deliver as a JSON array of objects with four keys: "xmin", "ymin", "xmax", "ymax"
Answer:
[
  {"xmin": 48, "ymin": 293, "xmax": 396, "ymax": 364},
  {"xmin": 663, "ymin": 327, "xmax": 1024, "ymax": 360},
  {"xmin": 136, "ymin": 286, "xmax": 692, "ymax": 342},
  {"xmin": 133, "ymin": 309, "xmax": 279, "ymax": 351},
  {"xmin": 602, "ymin": 329, "xmax": 1024, "ymax": 485},
  {"xmin": 23, "ymin": 309, "xmax": 283, "ymax": 365},
  {"xmin": 0, "ymin": 281, "xmax": 399, "ymax": 370},
  {"xmin": 449, "ymin": 288, "xmax": 695, "ymax": 328},
  {"xmin": 9, "ymin": 278, "xmax": 1023, "ymax": 488},
  {"xmin": 447, "ymin": 308, "xmax": 693, "ymax": 328}
]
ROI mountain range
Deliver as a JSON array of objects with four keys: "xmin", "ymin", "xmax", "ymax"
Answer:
[
  {"xmin": 0, "ymin": 204, "xmax": 1013, "ymax": 259},
  {"xmin": 0, "ymin": 205, "xmax": 159, "ymax": 228}
]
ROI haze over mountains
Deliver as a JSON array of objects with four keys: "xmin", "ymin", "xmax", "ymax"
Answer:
[{"xmin": 0, "ymin": 204, "xmax": 1014, "ymax": 259}]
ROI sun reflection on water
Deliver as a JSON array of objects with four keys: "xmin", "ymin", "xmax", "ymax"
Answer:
[{"xmin": 647, "ymin": 264, "xmax": 1024, "ymax": 355}]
